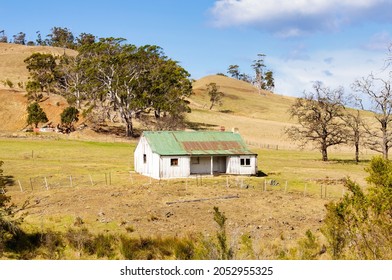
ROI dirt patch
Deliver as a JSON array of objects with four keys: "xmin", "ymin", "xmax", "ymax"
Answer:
[
  {"xmin": 9, "ymin": 177, "xmax": 327, "ymax": 245},
  {"xmin": 0, "ymin": 89, "xmax": 69, "ymax": 132}
]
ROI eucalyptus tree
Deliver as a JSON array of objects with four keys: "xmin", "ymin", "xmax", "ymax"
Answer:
[
  {"xmin": 78, "ymin": 37, "xmax": 143, "ymax": 137},
  {"xmin": 24, "ymin": 53, "xmax": 58, "ymax": 94},
  {"xmin": 138, "ymin": 45, "xmax": 192, "ymax": 123},
  {"xmin": 26, "ymin": 102, "xmax": 48, "ymax": 128},
  {"xmin": 46, "ymin": 26, "xmax": 75, "ymax": 49}
]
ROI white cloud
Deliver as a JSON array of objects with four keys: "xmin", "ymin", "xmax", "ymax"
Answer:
[
  {"xmin": 271, "ymin": 48, "xmax": 387, "ymax": 97},
  {"xmin": 210, "ymin": 0, "xmax": 391, "ymax": 36},
  {"xmin": 363, "ymin": 31, "xmax": 392, "ymax": 51}
]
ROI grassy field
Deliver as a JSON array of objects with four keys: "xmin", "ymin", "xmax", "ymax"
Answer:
[
  {"xmin": 0, "ymin": 43, "xmax": 381, "ymax": 259},
  {"xmin": 1, "ymin": 136, "xmax": 375, "ymax": 254}
]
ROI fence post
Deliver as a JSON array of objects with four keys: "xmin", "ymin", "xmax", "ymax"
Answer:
[
  {"xmin": 285, "ymin": 181, "xmax": 287, "ymax": 193},
  {"xmin": 130, "ymin": 172, "xmax": 134, "ymax": 184},
  {"xmin": 320, "ymin": 185, "xmax": 323, "ymax": 198},
  {"xmin": 89, "ymin": 174, "xmax": 94, "ymax": 186},
  {"xmin": 30, "ymin": 178, "xmax": 33, "ymax": 191},
  {"xmin": 70, "ymin": 176, "xmax": 73, "ymax": 188},
  {"xmin": 18, "ymin": 180, "xmax": 23, "ymax": 192},
  {"xmin": 44, "ymin": 177, "xmax": 48, "ymax": 190},
  {"xmin": 304, "ymin": 183, "xmax": 307, "ymax": 196}
]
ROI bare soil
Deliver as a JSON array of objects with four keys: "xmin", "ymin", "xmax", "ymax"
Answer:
[{"xmin": 9, "ymin": 175, "xmax": 327, "ymax": 247}]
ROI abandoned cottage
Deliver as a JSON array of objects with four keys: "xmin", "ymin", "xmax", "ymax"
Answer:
[{"xmin": 134, "ymin": 130, "xmax": 258, "ymax": 179}]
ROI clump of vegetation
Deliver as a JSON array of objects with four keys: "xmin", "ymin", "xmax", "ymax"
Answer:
[
  {"xmin": 60, "ymin": 106, "xmax": 79, "ymax": 133},
  {"xmin": 1, "ymin": 79, "xmax": 14, "ymax": 88},
  {"xmin": 206, "ymin": 82, "xmax": 224, "ymax": 110},
  {"xmin": 0, "ymin": 161, "xmax": 23, "ymax": 257},
  {"xmin": 26, "ymin": 102, "xmax": 48, "ymax": 128},
  {"xmin": 322, "ymin": 156, "xmax": 392, "ymax": 259}
]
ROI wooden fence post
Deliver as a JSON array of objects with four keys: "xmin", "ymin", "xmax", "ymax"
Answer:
[
  {"xmin": 18, "ymin": 180, "xmax": 23, "ymax": 192},
  {"xmin": 70, "ymin": 176, "xmax": 73, "ymax": 188},
  {"xmin": 89, "ymin": 174, "xmax": 94, "ymax": 186},
  {"xmin": 44, "ymin": 177, "xmax": 48, "ymax": 190}
]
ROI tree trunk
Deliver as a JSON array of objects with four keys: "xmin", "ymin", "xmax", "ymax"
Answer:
[
  {"xmin": 321, "ymin": 143, "xmax": 328, "ymax": 161},
  {"xmin": 355, "ymin": 142, "xmax": 359, "ymax": 163},
  {"xmin": 382, "ymin": 120, "xmax": 388, "ymax": 160},
  {"xmin": 125, "ymin": 121, "xmax": 133, "ymax": 138}
]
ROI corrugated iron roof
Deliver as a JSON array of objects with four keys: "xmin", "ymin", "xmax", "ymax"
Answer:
[{"xmin": 142, "ymin": 131, "xmax": 256, "ymax": 156}]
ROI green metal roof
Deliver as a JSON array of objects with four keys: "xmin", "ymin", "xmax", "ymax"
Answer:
[{"xmin": 142, "ymin": 131, "xmax": 256, "ymax": 156}]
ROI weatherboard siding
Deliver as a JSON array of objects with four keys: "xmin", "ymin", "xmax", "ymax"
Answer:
[
  {"xmin": 227, "ymin": 156, "xmax": 257, "ymax": 175},
  {"xmin": 160, "ymin": 156, "xmax": 190, "ymax": 179},
  {"xmin": 134, "ymin": 136, "xmax": 159, "ymax": 178},
  {"xmin": 134, "ymin": 131, "xmax": 258, "ymax": 179}
]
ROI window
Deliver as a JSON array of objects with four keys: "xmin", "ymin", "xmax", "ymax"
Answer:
[
  {"xmin": 171, "ymin": 158, "xmax": 179, "ymax": 166},
  {"xmin": 240, "ymin": 158, "xmax": 251, "ymax": 166},
  {"xmin": 143, "ymin": 154, "xmax": 147, "ymax": 164},
  {"xmin": 191, "ymin": 157, "xmax": 200, "ymax": 164}
]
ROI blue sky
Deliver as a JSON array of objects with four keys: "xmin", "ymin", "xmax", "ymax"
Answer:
[{"xmin": 1, "ymin": 0, "xmax": 392, "ymax": 97}]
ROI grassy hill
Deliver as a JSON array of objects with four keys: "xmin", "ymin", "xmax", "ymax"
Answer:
[
  {"xmin": 189, "ymin": 75, "xmax": 297, "ymax": 149},
  {"xmin": 0, "ymin": 42, "xmax": 77, "ymax": 88},
  {"xmin": 0, "ymin": 43, "xmax": 299, "ymax": 149},
  {"xmin": 0, "ymin": 43, "xmax": 375, "ymax": 151}
]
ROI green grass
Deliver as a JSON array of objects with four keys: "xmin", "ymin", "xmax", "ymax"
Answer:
[
  {"xmin": 1, "ymin": 137, "xmax": 374, "ymax": 199},
  {"xmin": 1, "ymin": 137, "xmax": 135, "ymax": 179}
]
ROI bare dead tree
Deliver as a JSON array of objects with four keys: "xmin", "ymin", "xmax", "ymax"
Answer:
[
  {"xmin": 341, "ymin": 108, "xmax": 365, "ymax": 163},
  {"xmin": 286, "ymin": 82, "xmax": 347, "ymax": 161},
  {"xmin": 352, "ymin": 73, "xmax": 392, "ymax": 159}
]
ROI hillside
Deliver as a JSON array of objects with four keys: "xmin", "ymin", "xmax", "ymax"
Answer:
[
  {"xmin": 189, "ymin": 75, "xmax": 297, "ymax": 149},
  {"xmin": 0, "ymin": 42, "xmax": 77, "ymax": 89},
  {"xmin": 0, "ymin": 43, "xmax": 299, "ymax": 148}
]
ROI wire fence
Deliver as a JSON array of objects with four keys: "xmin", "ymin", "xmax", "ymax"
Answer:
[{"xmin": 8, "ymin": 172, "xmax": 348, "ymax": 200}]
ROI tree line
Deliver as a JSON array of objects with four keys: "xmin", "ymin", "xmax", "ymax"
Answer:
[
  {"xmin": 225, "ymin": 53, "xmax": 275, "ymax": 92},
  {"xmin": 0, "ymin": 27, "xmax": 95, "ymax": 49},
  {"xmin": 7, "ymin": 27, "xmax": 193, "ymax": 137},
  {"xmin": 286, "ymin": 49, "xmax": 392, "ymax": 161}
]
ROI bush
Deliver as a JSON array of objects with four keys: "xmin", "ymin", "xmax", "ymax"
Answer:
[{"xmin": 322, "ymin": 156, "xmax": 392, "ymax": 259}]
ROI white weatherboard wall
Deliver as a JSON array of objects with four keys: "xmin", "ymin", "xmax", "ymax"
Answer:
[
  {"xmin": 190, "ymin": 156, "xmax": 211, "ymax": 174},
  {"xmin": 134, "ymin": 136, "xmax": 160, "ymax": 179},
  {"xmin": 226, "ymin": 156, "xmax": 257, "ymax": 175},
  {"xmin": 159, "ymin": 156, "xmax": 190, "ymax": 179}
]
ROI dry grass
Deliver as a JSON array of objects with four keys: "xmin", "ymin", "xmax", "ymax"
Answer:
[
  {"xmin": 1, "ymin": 137, "xmax": 374, "ymax": 256},
  {"xmin": 0, "ymin": 44, "xmax": 381, "ymax": 258},
  {"xmin": 0, "ymin": 42, "xmax": 77, "ymax": 89}
]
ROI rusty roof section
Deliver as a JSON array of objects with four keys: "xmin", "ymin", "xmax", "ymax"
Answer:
[
  {"xmin": 182, "ymin": 141, "xmax": 244, "ymax": 155},
  {"xmin": 142, "ymin": 131, "xmax": 256, "ymax": 156}
]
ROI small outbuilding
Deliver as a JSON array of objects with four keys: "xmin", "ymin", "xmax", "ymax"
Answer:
[{"xmin": 134, "ymin": 130, "xmax": 258, "ymax": 179}]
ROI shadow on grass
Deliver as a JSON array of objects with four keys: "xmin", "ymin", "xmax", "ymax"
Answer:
[
  {"xmin": 219, "ymin": 109, "xmax": 234, "ymax": 114},
  {"xmin": 328, "ymin": 159, "xmax": 370, "ymax": 165},
  {"xmin": 185, "ymin": 121, "xmax": 218, "ymax": 131},
  {"xmin": 255, "ymin": 170, "xmax": 268, "ymax": 177}
]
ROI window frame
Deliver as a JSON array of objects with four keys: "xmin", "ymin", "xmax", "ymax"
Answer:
[
  {"xmin": 191, "ymin": 157, "xmax": 200, "ymax": 164},
  {"xmin": 240, "ymin": 157, "xmax": 251, "ymax": 166},
  {"xmin": 170, "ymin": 158, "xmax": 179, "ymax": 166}
]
